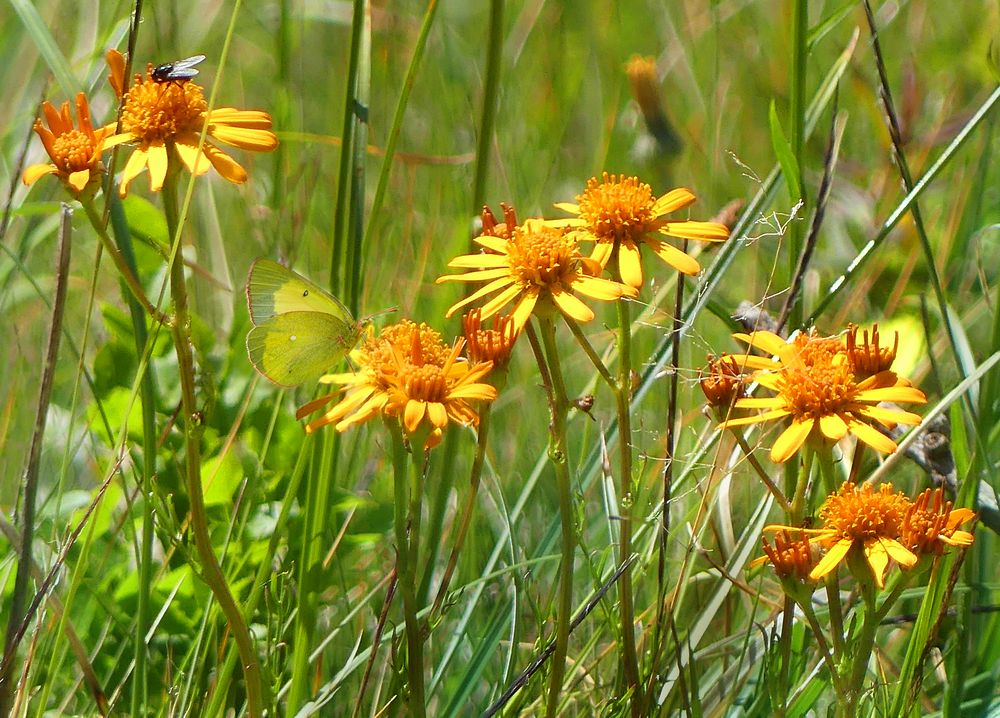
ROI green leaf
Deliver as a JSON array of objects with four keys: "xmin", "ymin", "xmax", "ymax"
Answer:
[
  {"xmin": 769, "ymin": 100, "xmax": 802, "ymax": 204},
  {"xmin": 201, "ymin": 451, "xmax": 244, "ymax": 507},
  {"xmin": 122, "ymin": 195, "xmax": 170, "ymax": 251}
]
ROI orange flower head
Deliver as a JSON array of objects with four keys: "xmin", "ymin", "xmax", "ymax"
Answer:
[
  {"xmin": 23, "ymin": 93, "xmax": 110, "ymax": 194},
  {"xmin": 716, "ymin": 329, "xmax": 926, "ymax": 463},
  {"xmin": 751, "ymin": 530, "xmax": 819, "ymax": 582},
  {"xmin": 437, "ymin": 215, "xmax": 637, "ymax": 333},
  {"xmin": 463, "ymin": 309, "xmax": 519, "ymax": 369},
  {"xmin": 296, "ymin": 320, "xmax": 495, "ymax": 448},
  {"xmin": 845, "ymin": 323, "xmax": 899, "ymax": 379},
  {"xmin": 700, "ymin": 354, "xmax": 747, "ymax": 410},
  {"xmin": 480, "ymin": 203, "xmax": 519, "ymax": 241},
  {"xmin": 550, "ymin": 173, "xmax": 729, "ymax": 288},
  {"xmin": 102, "ymin": 49, "xmax": 278, "ymax": 196},
  {"xmin": 807, "ymin": 481, "xmax": 917, "ymax": 588},
  {"xmin": 901, "ymin": 488, "xmax": 975, "ymax": 556}
]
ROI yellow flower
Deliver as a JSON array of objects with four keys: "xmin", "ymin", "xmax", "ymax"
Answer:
[
  {"xmin": 102, "ymin": 50, "xmax": 278, "ymax": 196},
  {"xmin": 296, "ymin": 320, "xmax": 496, "ymax": 448},
  {"xmin": 901, "ymin": 488, "xmax": 976, "ymax": 556},
  {"xmin": 717, "ymin": 329, "xmax": 926, "ymax": 463},
  {"xmin": 22, "ymin": 93, "xmax": 111, "ymax": 194},
  {"xmin": 551, "ymin": 173, "xmax": 729, "ymax": 288},
  {"xmin": 437, "ymin": 205, "xmax": 638, "ymax": 333},
  {"xmin": 810, "ymin": 482, "xmax": 917, "ymax": 588}
]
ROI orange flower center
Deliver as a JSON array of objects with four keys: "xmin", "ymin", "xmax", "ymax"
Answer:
[
  {"xmin": 575, "ymin": 173, "xmax": 656, "ymax": 242},
  {"xmin": 51, "ymin": 129, "xmax": 96, "ymax": 172},
  {"xmin": 819, "ymin": 483, "xmax": 910, "ymax": 540},
  {"xmin": 777, "ymin": 336, "xmax": 859, "ymax": 419},
  {"xmin": 506, "ymin": 222, "xmax": 581, "ymax": 288},
  {"xmin": 120, "ymin": 73, "xmax": 207, "ymax": 143},
  {"xmin": 401, "ymin": 363, "xmax": 449, "ymax": 403}
]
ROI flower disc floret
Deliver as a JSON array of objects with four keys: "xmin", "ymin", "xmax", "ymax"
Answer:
[{"xmin": 902, "ymin": 488, "xmax": 975, "ymax": 556}]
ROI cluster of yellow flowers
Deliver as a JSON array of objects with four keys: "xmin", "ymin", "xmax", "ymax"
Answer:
[
  {"xmin": 301, "ymin": 175, "xmax": 730, "ymax": 445},
  {"xmin": 702, "ymin": 325, "xmax": 977, "ymax": 588},
  {"xmin": 756, "ymin": 482, "xmax": 975, "ymax": 589},
  {"xmin": 23, "ymin": 49, "xmax": 278, "ymax": 197},
  {"xmin": 708, "ymin": 324, "xmax": 927, "ymax": 463}
]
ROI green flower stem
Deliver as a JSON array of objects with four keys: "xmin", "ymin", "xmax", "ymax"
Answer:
[
  {"xmin": 610, "ymin": 298, "xmax": 643, "ymax": 711},
  {"xmin": 815, "ymin": 446, "xmax": 839, "ymax": 495},
  {"xmin": 824, "ymin": 574, "xmax": 847, "ymax": 659},
  {"xmin": 162, "ymin": 170, "xmax": 266, "ymax": 718},
  {"xmin": 842, "ymin": 575, "xmax": 880, "ymax": 716},
  {"xmin": 536, "ymin": 314, "xmax": 575, "ymax": 718},
  {"xmin": 789, "ymin": 447, "xmax": 815, "ymax": 525},
  {"xmin": 391, "ymin": 421, "xmax": 427, "ymax": 717},
  {"xmin": 794, "ymin": 590, "xmax": 849, "ymax": 701},
  {"xmin": 430, "ymin": 405, "xmax": 492, "ymax": 622},
  {"xmin": 777, "ymin": 596, "xmax": 794, "ymax": 717},
  {"xmin": 204, "ymin": 429, "xmax": 315, "ymax": 718},
  {"xmin": 79, "ymin": 197, "xmax": 168, "ymax": 324}
]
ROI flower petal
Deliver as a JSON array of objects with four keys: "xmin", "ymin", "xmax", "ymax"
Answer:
[
  {"xmin": 660, "ymin": 220, "xmax": 730, "ymax": 242},
  {"xmin": 618, "ymin": 243, "xmax": 644, "ymax": 288},
  {"xmin": 22, "ymin": 163, "xmax": 57, "ymax": 186},
  {"xmin": 202, "ymin": 143, "xmax": 248, "ymax": 184},
  {"xmin": 819, "ymin": 412, "xmax": 849, "ymax": 441},
  {"xmin": 848, "ymin": 420, "xmax": 899, "ymax": 454},
  {"xmin": 119, "ymin": 147, "xmax": 149, "ymax": 197},
  {"xmin": 147, "ymin": 142, "xmax": 169, "ymax": 191},
  {"xmin": 651, "ymin": 187, "xmax": 695, "ymax": 214},
  {"xmin": 644, "ymin": 236, "xmax": 701, "ymax": 275},
  {"xmin": 442, "ymin": 277, "xmax": 515, "ymax": 317},
  {"xmin": 809, "ymin": 538, "xmax": 852, "ymax": 582},
  {"xmin": 550, "ymin": 287, "xmax": 595, "ymax": 323},
  {"xmin": 771, "ymin": 418, "xmax": 813, "ymax": 463}
]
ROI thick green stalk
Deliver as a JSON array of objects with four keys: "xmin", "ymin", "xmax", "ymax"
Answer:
[
  {"xmin": 613, "ymin": 299, "xmax": 643, "ymax": 714},
  {"xmin": 537, "ymin": 315, "xmax": 575, "ymax": 718},
  {"xmin": 391, "ymin": 423, "xmax": 426, "ymax": 716},
  {"xmin": 204, "ymin": 431, "xmax": 315, "ymax": 718},
  {"xmin": 162, "ymin": 171, "xmax": 265, "ymax": 717}
]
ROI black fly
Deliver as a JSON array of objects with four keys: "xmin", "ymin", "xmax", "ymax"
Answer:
[{"xmin": 151, "ymin": 55, "xmax": 206, "ymax": 84}]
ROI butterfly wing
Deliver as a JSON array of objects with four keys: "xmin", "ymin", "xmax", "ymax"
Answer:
[
  {"xmin": 247, "ymin": 259, "xmax": 355, "ymax": 326},
  {"xmin": 246, "ymin": 312, "xmax": 362, "ymax": 387}
]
